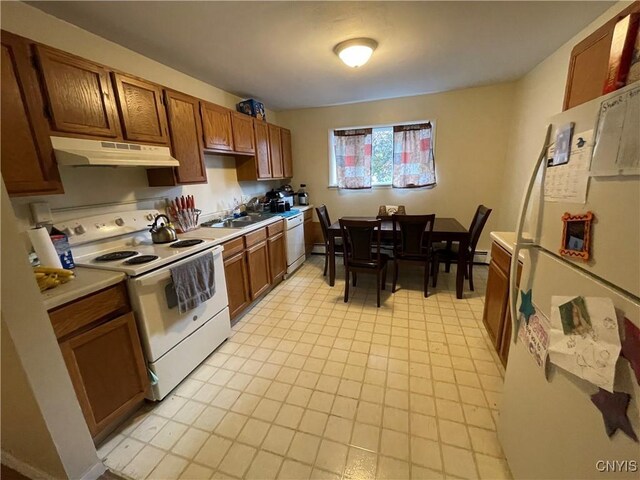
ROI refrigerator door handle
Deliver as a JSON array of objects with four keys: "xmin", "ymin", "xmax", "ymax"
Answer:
[{"xmin": 508, "ymin": 124, "xmax": 552, "ymax": 342}]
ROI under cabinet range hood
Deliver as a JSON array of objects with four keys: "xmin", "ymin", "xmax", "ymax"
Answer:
[{"xmin": 51, "ymin": 136, "xmax": 180, "ymax": 167}]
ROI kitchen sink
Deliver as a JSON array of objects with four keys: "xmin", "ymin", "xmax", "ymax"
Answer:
[{"xmin": 201, "ymin": 214, "xmax": 267, "ymax": 229}]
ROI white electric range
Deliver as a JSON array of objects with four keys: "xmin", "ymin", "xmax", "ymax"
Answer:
[{"xmin": 57, "ymin": 210, "xmax": 230, "ymax": 400}]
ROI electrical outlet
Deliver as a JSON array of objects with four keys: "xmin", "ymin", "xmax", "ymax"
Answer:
[{"xmin": 30, "ymin": 202, "xmax": 53, "ymax": 225}]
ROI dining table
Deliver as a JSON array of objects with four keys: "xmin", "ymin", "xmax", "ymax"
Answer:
[{"xmin": 327, "ymin": 217, "xmax": 470, "ymax": 299}]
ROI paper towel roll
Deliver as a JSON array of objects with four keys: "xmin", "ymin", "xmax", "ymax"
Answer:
[{"xmin": 28, "ymin": 227, "xmax": 63, "ymax": 268}]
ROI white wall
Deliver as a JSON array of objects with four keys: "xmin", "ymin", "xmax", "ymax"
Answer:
[
  {"xmin": 277, "ymin": 83, "xmax": 517, "ymax": 251},
  {"xmin": 498, "ymin": 1, "xmax": 633, "ymax": 230},
  {"xmin": 1, "ymin": 1, "xmax": 283, "ymax": 229},
  {"xmin": 1, "ymin": 182, "xmax": 104, "ymax": 480}
]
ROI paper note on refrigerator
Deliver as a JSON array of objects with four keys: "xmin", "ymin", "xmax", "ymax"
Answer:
[
  {"xmin": 591, "ymin": 84, "xmax": 640, "ymax": 176},
  {"xmin": 544, "ymin": 129, "xmax": 593, "ymax": 203},
  {"xmin": 518, "ymin": 310, "xmax": 551, "ymax": 376},
  {"xmin": 548, "ymin": 296, "xmax": 621, "ymax": 392}
]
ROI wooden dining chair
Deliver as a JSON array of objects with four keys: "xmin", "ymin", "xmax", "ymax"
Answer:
[
  {"xmin": 316, "ymin": 205, "xmax": 343, "ymax": 276},
  {"xmin": 391, "ymin": 214, "xmax": 436, "ymax": 297},
  {"xmin": 339, "ymin": 218, "xmax": 389, "ymax": 307},
  {"xmin": 432, "ymin": 205, "xmax": 492, "ymax": 291}
]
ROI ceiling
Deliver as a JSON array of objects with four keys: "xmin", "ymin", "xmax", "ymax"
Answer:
[{"xmin": 28, "ymin": 1, "xmax": 614, "ymax": 111}]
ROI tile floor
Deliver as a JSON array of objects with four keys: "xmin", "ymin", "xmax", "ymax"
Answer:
[{"xmin": 99, "ymin": 256, "xmax": 512, "ymax": 480}]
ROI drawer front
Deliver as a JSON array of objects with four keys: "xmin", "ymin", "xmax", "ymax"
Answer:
[
  {"xmin": 49, "ymin": 282, "xmax": 130, "ymax": 339},
  {"xmin": 267, "ymin": 220, "xmax": 284, "ymax": 237},
  {"xmin": 491, "ymin": 242, "xmax": 512, "ymax": 274},
  {"xmin": 222, "ymin": 236, "xmax": 244, "ymax": 259},
  {"xmin": 244, "ymin": 227, "xmax": 267, "ymax": 248},
  {"xmin": 303, "ymin": 209, "xmax": 312, "ymax": 221}
]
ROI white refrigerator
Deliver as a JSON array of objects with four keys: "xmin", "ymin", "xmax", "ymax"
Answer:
[{"xmin": 498, "ymin": 82, "xmax": 640, "ymax": 479}]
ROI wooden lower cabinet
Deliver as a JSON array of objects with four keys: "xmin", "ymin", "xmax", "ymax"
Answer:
[
  {"xmin": 247, "ymin": 240, "xmax": 271, "ymax": 299},
  {"xmin": 303, "ymin": 209, "xmax": 314, "ymax": 256},
  {"xmin": 223, "ymin": 250, "xmax": 251, "ymax": 319},
  {"xmin": 268, "ymin": 232, "xmax": 286, "ymax": 283},
  {"xmin": 49, "ymin": 283, "xmax": 148, "ymax": 441},
  {"xmin": 60, "ymin": 312, "xmax": 148, "ymax": 438},
  {"xmin": 222, "ymin": 221, "xmax": 286, "ymax": 320},
  {"xmin": 482, "ymin": 242, "xmax": 522, "ymax": 366}
]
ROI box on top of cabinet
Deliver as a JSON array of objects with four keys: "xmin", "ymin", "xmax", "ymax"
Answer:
[{"xmin": 237, "ymin": 99, "xmax": 266, "ymax": 121}]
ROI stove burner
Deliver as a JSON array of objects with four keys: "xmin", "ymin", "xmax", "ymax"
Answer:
[
  {"xmin": 170, "ymin": 239, "xmax": 204, "ymax": 248},
  {"xmin": 124, "ymin": 255, "xmax": 159, "ymax": 265},
  {"xmin": 95, "ymin": 251, "xmax": 138, "ymax": 262}
]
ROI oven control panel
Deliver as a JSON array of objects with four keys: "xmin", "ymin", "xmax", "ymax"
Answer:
[{"xmin": 54, "ymin": 210, "xmax": 161, "ymax": 246}]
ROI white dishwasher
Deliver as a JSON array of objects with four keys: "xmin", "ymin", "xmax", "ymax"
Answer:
[{"xmin": 285, "ymin": 212, "xmax": 305, "ymax": 275}]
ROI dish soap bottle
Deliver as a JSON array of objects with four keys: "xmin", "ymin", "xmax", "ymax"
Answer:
[{"xmin": 297, "ymin": 184, "xmax": 309, "ymax": 206}]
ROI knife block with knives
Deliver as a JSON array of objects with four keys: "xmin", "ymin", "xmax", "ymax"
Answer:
[{"xmin": 167, "ymin": 195, "xmax": 201, "ymax": 232}]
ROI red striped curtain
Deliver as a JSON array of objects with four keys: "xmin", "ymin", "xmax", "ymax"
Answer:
[
  {"xmin": 334, "ymin": 128, "xmax": 373, "ymax": 189},
  {"xmin": 392, "ymin": 123, "xmax": 436, "ymax": 188}
]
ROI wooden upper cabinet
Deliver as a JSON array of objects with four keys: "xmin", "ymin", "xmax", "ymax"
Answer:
[
  {"xmin": 34, "ymin": 44, "xmax": 120, "ymax": 138},
  {"xmin": 254, "ymin": 120, "xmax": 272, "ymax": 179},
  {"xmin": 164, "ymin": 90, "xmax": 207, "ymax": 184},
  {"xmin": 281, "ymin": 127, "xmax": 293, "ymax": 178},
  {"xmin": 563, "ymin": 1, "xmax": 640, "ymax": 110},
  {"xmin": 201, "ymin": 101, "xmax": 234, "ymax": 151},
  {"xmin": 1, "ymin": 31, "xmax": 62, "ymax": 196},
  {"xmin": 269, "ymin": 124, "xmax": 284, "ymax": 178},
  {"xmin": 230, "ymin": 112, "xmax": 255, "ymax": 154},
  {"xmin": 112, "ymin": 73, "xmax": 168, "ymax": 145}
]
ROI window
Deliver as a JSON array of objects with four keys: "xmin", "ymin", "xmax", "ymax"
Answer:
[
  {"xmin": 329, "ymin": 121, "xmax": 435, "ymax": 189},
  {"xmin": 371, "ymin": 127, "xmax": 393, "ymax": 185}
]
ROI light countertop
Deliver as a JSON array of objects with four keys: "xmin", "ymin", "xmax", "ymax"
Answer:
[
  {"xmin": 182, "ymin": 207, "xmax": 314, "ymax": 244},
  {"xmin": 490, "ymin": 231, "xmax": 527, "ymax": 262},
  {"xmin": 42, "ymin": 267, "xmax": 126, "ymax": 311}
]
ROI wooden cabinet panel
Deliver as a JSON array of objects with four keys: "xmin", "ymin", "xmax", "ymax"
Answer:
[
  {"xmin": 112, "ymin": 73, "xmax": 168, "ymax": 144},
  {"xmin": 244, "ymin": 227, "xmax": 267, "ymax": 248},
  {"xmin": 230, "ymin": 112, "xmax": 255, "ymax": 154},
  {"xmin": 247, "ymin": 240, "xmax": 271, "ymax": 299},
  {"xmin": 304, "ymin": 213, "xmax": 314, "ymax": 256},
  {"xmin": 59, "ymin": 312, "xmax": 148, "ymax": 438},
  {"xmin": 268, "ymin": 232, "xmax": 286, "ymax": 283},
  {"xmin": 163, "ymin": 90, "xmax": 206, "ymax": 184},
  {"xmin": 34, "ymin": 44, "xmax": 120, "ymax": 138},
  {"xmin": 222, "ymin": 237, "xmax": 245, "ymax": 259},
  {"xmin": 267, "ymin": 219, "xmax": 284, "ymax": 236},
  {"xmin": 563, "ymin": 2, "xmax": 640, "ymax": 110},
  {"xmin": 269, "ymin": 124, "xmax": 284, "ymax": 178},
  {"xmin": 281, "ymin": 127, "xmax": 293, "ymax": 178},
  {"xmin": 483, "ymin": 259, "xmax": 509, "ymax": 350},
  {"xmin": 254, "ymin": 120, "xmax": 272, "ymax": 179},
  {"xmin": 201, "ymin": 102, "xmax": 234, "ymax": 151},
  {"xmin": 1, "ymin": 31, "xmax": 62, "ymax": 196},
  {"xmin": 223, "ymin": 251, "xmax": 251, "ymax": 320},
  {"xmin": 49, "ymin": 282, "xmax": 130, "ymax": 340}
]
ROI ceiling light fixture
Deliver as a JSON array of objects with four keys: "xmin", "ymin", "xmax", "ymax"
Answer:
[{"xmin": 334, "ymin": 38, "xmax": 378, "ymax": 68}]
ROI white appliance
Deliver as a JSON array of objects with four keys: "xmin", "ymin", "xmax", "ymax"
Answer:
[
  {"xmin": 285, "ymin": 212, "xmax": 305, "ymax": 275},
  {"xmin": 499, "ymin": 84, "xmax": 640, "ymax": 479},
  {"xmin": 57, "ymin": 210, "xmax": 230, "ymax": 400},
  {"xmin": 51, "ymin": 136, "xmax": 180, "ymax": 167}
]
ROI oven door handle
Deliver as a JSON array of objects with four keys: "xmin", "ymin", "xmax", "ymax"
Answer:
[{"xmin": 130, "ymin": 246, "xmax": 222, "ymax": 288}]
